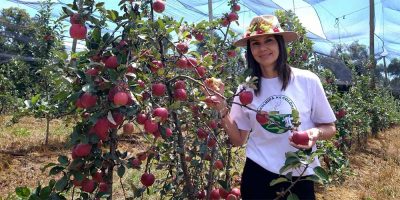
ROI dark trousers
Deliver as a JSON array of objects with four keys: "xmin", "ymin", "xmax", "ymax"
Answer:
[{"xmin": 241, "ymin": 158, "xmax": 316, "ymax": 200}]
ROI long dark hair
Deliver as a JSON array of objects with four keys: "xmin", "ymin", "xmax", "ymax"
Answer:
[{"xmin": 246, "ymin": 35, "xmax": 291, "ymax": 95}]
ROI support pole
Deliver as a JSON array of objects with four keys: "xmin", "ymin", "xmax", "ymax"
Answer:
[
  {"xmin": 369, "ymin": 0, "xmax": 376, "ymax": 88},
  {"xmin": 208, "ymin": 0, "xmax": 213, "ymax": 23}
]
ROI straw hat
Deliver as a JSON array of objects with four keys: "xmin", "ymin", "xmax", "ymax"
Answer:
[{"xmin": 233, "ymin": 15, "xmax": 298, "ymax": 47}]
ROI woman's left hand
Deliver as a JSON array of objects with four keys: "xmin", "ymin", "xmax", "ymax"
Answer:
[{"xmin": 288, "ymin": 128, "xmax": 320, "ymax": 149}]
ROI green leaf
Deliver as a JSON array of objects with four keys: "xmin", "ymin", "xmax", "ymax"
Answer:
[
  {"xmin": 31, "ymin": 94, "xmax": 41, "ymax": 105},
  {"xmin": 304, "ymin": 174, "xmax": 321, "ymax": 183},
  {"xmin": 92, "ymin": 27, "xmax": 101, "ymax": 42},
  {"xmin": 102, "ymin": 33, "xmax": 111, "ymax": 43},
  {"xmin": 58, "ymin": 156, "xmax": 69, "ymax": 166},
  {"xmin": 284, "ymin": 156, "xmax": 300, "ymax": 165},
  {"xmin": 117, "ymin": 165, "xmax": 126, "ymax": 177},
  {"xmin": 217, "ymin": 180, "xmax": 228, "ymax": 189},
  {"xmin": 287, "ymin": 193, "xmax": 300, "ymax": 200},
  {"xmin": 39, "ymin": 186, "xmax": 51, "ymax": 199},
  {"xmin": 106, "ymin": 10, "xmax": 118, "ymax": 22},
  {"xmin": 313, "ymin": 166, "xmax": 329, "ymax": 181},
  {"xmin": 54, "ymin": 175, "xmax": 68, "ymax": 191},
  {"xmin": 157, "ymin": 19, "xmax": 165, "ymax": 30},
  {"xmin": 49, "ymin": 166, "xmax": 65, "ymax": 175},
  {"xmin": 41, "ymin": 163, "xmax": 57, "ymax": 172},
  {"xmin": 15, "ymin": 186, "xmax": 31, "ymax": 197},
  {"xmin": 269, "ymin": 177, "xmax": 288, "ymax": 186},
  {"xmin": 95, "ymin": 2, "xmax": 105, "ymax": 8}
]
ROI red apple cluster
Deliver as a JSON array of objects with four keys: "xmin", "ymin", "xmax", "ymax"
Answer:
[{"xmin": 69, "ymin": 13, "xmax": 87, "ymax": 40}]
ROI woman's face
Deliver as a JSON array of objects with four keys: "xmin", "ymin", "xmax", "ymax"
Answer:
[{"xmin": 249, "ymin": 35, "xmax": 280, "ymax": 70}]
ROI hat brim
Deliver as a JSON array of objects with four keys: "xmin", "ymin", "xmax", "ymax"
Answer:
[{"xmin": 233, "ymin": 32, "xmax": 299, "ymax": 47}]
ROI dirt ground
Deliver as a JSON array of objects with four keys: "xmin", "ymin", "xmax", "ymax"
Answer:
[{"xmin": 1, "ymin": 116, "xmax": 400, "ymax": 199}]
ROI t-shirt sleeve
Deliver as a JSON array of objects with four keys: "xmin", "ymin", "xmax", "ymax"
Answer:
[
  {"xmin": 229, "ymin": 86, "xmax": 252, "ymax": 131},
  {"xmin": 310, "ymin": 74, "xmax": 337, "ymax": 124}
]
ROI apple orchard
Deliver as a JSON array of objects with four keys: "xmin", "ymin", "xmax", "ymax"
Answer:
[{"xmin": 23, "ymin": 0, "xmax": 332, "ymax": 199}]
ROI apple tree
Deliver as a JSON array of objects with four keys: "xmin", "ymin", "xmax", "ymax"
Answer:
[{"xmin": 18, "ymin": 0, "xmax": 247, "ymax": 199}]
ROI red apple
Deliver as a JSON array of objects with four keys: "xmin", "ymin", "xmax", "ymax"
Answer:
[
  {"xmin": 227, "ymin": 50, "xmax": 237, "ymax": 57},
  {"xmin": 302, "ymin": 53, "xmax": 308, "ymax": 61},
  {"xmin": 174, "ymin": 80, "xmax": 186, "ymax": 89},
  {"xmin": 150, "ymin": 60, "xmax": 163, "ymax": 72},
  {"xmin": 210, "ymin": 188, "xmax": 220, "ymax": 199},
  {"xmin": 176, "ymin": 42, "xmax": 189, "ymax": 54},
  {"xmin": 165, "ymin": 127, "xmax": 173, "ymax": 138},
  {"xmin": 81, "ymin": 179, "xmax": 96, "ymax": 193},
  {"xmin": 98, "ymin": 182, "xmax": 108, "ymax": 192},
  {"xmin": 230, "ymin": 187, "xmax": 241, "ymax": 197},
  {"xmin": 152, "ymin": 0, "xmax": 165, "ymax": 13},
  {"xmin": 221, "ymin": 18, "xmax": 230, "ymax": 27},
  {"xmin": 227, "ymin": 12, "xmax": 238, "ymax": 22},
  {"xmin": 69, "ymin": 24, "xmax": 87, "ymax": 40},
  {"xmin": 94, "ymin": 118, "xmax": 109, "ymax": 141},
  {"xmin": 226, "ymin": 194, "xmax": 238, "ymax": 200},
  {"xmin": 113, "ymin": 91, "xmax": 129, "ymax": 106},
  {"xmin": 123, "ymin": 123, "xmax": 134, "ymax": 134},
  {"xmin": 152, "ymin": 83, "xmax": 166, "ymax": 96},
  {"xmin": 195, "ymin": 66, "xmax": 207, "ymax": 78},
  {"xmin": 187, "ymin": 57, "xmax": 198, "ymax": 68},
  {"xmin": 232, "ymin": 4, "xmax": 240, "ymax": 11},
  {"xmin": 131, "ymin": 158, "xmax": 142, "ymax": 167},
  {"xmin": 174, "ymin": 88, "xmax": 187, "ymax": 101},
  {"xmin": 219, "ymin": 188, "xmax": 229, "ymax": 199},
  {"xmin": 140, "ymin": 173, "xmax": 155, "ymax": 187},
  {"xmin": 153, "ymin": 107, "xmax": 169, "ymax": 121},
  {"xmin": 85, "ymin": 68, "xmax": 99, "ymax": 76},
  {"xmin": 207, "ymin": 138, "xmax": 217, "ymax": 148},
  {"xmin": 144, "ymin": 119, "xmax": 158, "ymax": 133},
  {"xmin": 197, "ymin": 128, "xmax": 208, "ymax": 139},
  {"xmin": 292, "ymin": 131, "xmax": 310, "ymax": 146},
  {"xmin": 104, "ymin": 56, "xmax": 118, "ymax": 69},
  {"xmin": 80, "ymin": 93, "xmax": 97, "ymax": 108},
  {"xmin": 137, "ymin": 152, "xmax": 147, "ymax": 161},
  {"xmin": 208, "ymin": 120, "xmax": 218, "ymax": 129},
  {"xmin": 239, "ymin": 91, "xmax": 253, "ymax": 105},
  {"xmin": 197, "ymin": 189, "xmax": 206, "ymax": 199},
  {"xmin": 74, "ymin": 143, "xmax": 92, "ymax": 157},
  {"xmin": 194, "ymin": 32, "xmax": 204, "ymax": 41},
  {"xmin": 92, "ymin": 170, "xmax": 103, "ymax": 183},
  {"xmin": 176, "ymin": 57, "xmax": 188, "ymax": 68},
  {"xmin": 214, "ymin": 160, "xmax": 224, "ymax": 170},
  {"xmin": 136, "ymin": 113, "xmax": 148, "ymax": 125}
]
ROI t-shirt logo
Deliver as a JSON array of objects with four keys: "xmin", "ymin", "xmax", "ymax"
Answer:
[{"xmin": 258, "ymin": 95, "xmax": 297, "ymax": 134}]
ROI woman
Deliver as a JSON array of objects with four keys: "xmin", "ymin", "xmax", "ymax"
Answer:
[{"xmin": 212, "ymin": 15, "xmax": 337, "ymax": 199}]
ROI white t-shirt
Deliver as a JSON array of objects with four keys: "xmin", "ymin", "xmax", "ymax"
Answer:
[{"xmin": 230, "ymin": 67, "xmax": 336, "ymax": 176}]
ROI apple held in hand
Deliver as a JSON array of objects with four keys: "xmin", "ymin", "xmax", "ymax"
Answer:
[{"xmin": 292, "ymin": 131, "xmax": 310, "ymax": 146}]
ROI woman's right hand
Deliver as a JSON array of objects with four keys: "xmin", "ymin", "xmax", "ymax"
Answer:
[{"xmin": 202, "ymin": 78, "xmax": 226, "ymax": 112}]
